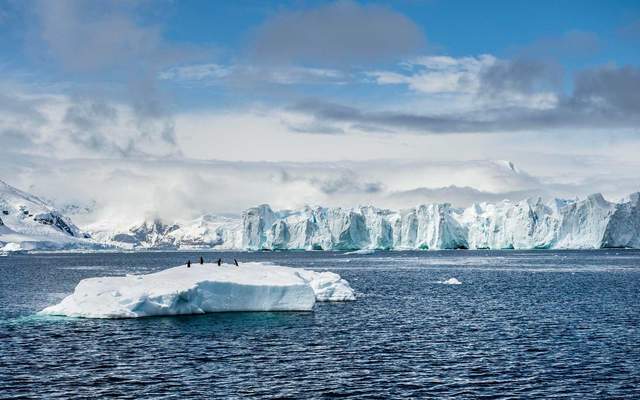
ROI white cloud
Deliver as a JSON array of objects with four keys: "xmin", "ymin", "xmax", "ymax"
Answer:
[
  {"xmin": 1, "ymin": 71, "xmax": 639, "ymax": 229},
  {"xmin": 0, "ymin": 83, "xmax": 180, "ymax": 159},
  {"xmin": 159, "ymin": 64, "xmax": 232, "ymax": 81},
  {"xmin": 367, "ymin": 54, "xmax": 558, "ymax": 110},
  {"xmin": 159, "ymin": 63, "xmax": 347, "ymax": 85},
  {"xmin": 368, "ymin": 55, "xmax": 495, "ymax": 94},
  {"xmin": 4, "ymin": 150, "xmax": 639, "ymax": 232}
]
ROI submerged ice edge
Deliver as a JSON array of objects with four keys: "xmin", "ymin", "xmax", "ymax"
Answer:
[{"xmin": 38, "ymin": 262, "xmax": 355, "ymax": 319}]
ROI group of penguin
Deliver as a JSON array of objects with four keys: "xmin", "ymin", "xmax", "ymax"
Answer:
[{"xmin": 186, "ymin": 256, "xmax": 239, "ymax": 268}]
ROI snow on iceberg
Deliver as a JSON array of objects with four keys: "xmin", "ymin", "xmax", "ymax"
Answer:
[
  {"xmin": 297, "ymin": 270, "xmax": 356, "ymax": 301},
  {"xmin": 344, "ymin": 249, "xmax": 376, "ymax": 255},
  {"xmin": 1, "ymin": 242, "xmax": 22, "ymax": 252},
  {"xmin": 39, "ymin": 262, "xmax": 355, "ymax": 318}
]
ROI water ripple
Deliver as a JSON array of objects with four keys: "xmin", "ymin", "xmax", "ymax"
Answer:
[{"xmin": 1, "ymin": 250, "xmax": 640, "ymax": 398}]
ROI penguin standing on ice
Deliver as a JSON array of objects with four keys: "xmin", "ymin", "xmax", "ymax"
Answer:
[
  {"xmin": 217, "ymin": 258, "xmax": 222, "ymax": 266},
  {"xmin": 234, "ymin": 259, "xmax": 239, "ymax": 266},
  {"xmin": 199, "ymin": 256, "xmax": 204, "ymax": 265},
  {"xmin": 187, "ymin": 260, "xmax": 191, "ymax": 268}
]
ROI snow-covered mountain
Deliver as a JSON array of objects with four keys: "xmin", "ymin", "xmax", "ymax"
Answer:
[
  {"xmin": 0, "ymin": 180, "xmax": 98, "ymax": 252},
  {"xmin": 90, "ymin": 215, "xmax": 242, "ymax": 250},
  {"xmin": 2, "ymin": 178, "xmax": 640, "ymax": 251}
]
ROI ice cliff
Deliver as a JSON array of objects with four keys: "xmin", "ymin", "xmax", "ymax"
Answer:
[{"xmin": 237, "ymin": 193, "xmax": 640, "ymax": 250}]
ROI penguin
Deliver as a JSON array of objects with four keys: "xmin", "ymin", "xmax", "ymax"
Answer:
[
  {"xmin": 234, "ymin": 259, "xmax": 239, "ymax": 266},
  {"xmin": 187, "ymin": 260, "xmax": 191, "ymax": 268}
]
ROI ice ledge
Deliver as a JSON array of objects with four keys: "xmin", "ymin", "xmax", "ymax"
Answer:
[{"xmin": 39, "ymin": 262, "xmax": 355, "ymax": 318}]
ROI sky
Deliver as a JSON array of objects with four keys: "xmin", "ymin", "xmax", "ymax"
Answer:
[{"xmin": 0, "ymin": 0, "xmax": 639, "ymax": 227}]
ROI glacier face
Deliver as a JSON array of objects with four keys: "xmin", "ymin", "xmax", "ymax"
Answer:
[{"xmin": 238, "ymin": 193, "xmax": 640, "ymax": 251}]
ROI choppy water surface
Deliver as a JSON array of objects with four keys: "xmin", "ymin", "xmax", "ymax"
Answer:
[{"xmin": 1, "ymin": 250, "xmax": 640, "ymax": 398}]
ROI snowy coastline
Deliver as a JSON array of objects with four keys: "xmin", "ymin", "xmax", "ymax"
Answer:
[{"xmin": 3, "ymin": 179, "xmax": 640, "ymax": 252}]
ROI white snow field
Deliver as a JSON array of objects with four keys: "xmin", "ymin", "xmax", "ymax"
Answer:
[
  {"xmin": 39, "ymin": 262, "xmax": 356, "ymax": 318},
  {"xmin": 0, "ymin": 180, "xmax": 97, "ymax": 252}
]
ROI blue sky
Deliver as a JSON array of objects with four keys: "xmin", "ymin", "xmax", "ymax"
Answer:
[
  {"xmin": 0, "ymin": 0, "xmax": 639, "ymax": 221},
  {"xmin": 2, "ymin": 1, "xmax": 639, "ymax": 91}
]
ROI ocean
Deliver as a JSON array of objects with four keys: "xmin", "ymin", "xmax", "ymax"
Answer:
[{"xmin": 1, "ymin": 250, "xmax": 639, "ymax": 398}]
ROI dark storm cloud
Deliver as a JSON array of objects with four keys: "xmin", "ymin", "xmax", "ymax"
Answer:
[
  {"xmin": 63, "ymin": 100, "xmax": 132, "ymax": 156},
  {"xmin": 571, "ymin": 65, "xmax": 640, "ymax": 115},
  {"xmin": 64, "ymin": 101, "xmax": 118, "ymax": 131},
  {"xmin": 479, "ymin": 58, "xmax": 563, "ymax": 96},
  {"xmin": 249, "ymin": 0, "xmax": 425, "ymax": 65},
  {"xmin": 285, "ymin": 121, "xmax": 345, "ymax": 135},
  {"xmin": 290, "ymin": 99, "xmax": 500, "ymax": 134},
  {"xmin": 274, "ymin": 169, "xmax": 383, "ymax": 195},
  {"xmin": 293, "ymin": 64, "xmax": 640, "ymax": 135},
  {"xmin": 513, "ymin": 30, "xmax": 601, "ymax": 60}
]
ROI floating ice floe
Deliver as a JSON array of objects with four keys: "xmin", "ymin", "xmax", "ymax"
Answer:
[
  {"xmin": 441, "ymin": 278, "xmax": 462, "ymax": 285},
  {"xmin": 1, "ymin": 242, "xmax": 22, "ymax": 252},
  {"xmin": 297, "ymin": 270, "xmax": 356, "ymax": 301},
  {"xmin": 344, "ymin": 249, "xmax": 376, "ymax": 255},
  {"xmin": 39, "ymin": 262, "xmax": 355, "ymax": 318}
]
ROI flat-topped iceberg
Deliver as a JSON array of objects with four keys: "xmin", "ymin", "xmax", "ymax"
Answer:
[{"xmin": 40, "ymin": 262, "xmax": 355, "ymax": 318}]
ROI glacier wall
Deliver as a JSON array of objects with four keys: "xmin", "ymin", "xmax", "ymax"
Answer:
[{"xmin": 239, "ymin": 193, "xmax": 640, "ymax": 250}]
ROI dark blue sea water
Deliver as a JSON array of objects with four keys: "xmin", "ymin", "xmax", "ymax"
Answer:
[{"xmin": 1, "ymin": 250, "xmax": 640, "ymax": 399}]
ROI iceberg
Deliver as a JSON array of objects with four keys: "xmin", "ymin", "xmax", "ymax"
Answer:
[
  {"xmin": 39, "ymin": 262, "xmax": 355, "ymax": 318},
  {"xmin": 296, "ymin": 270, "xmax": 356, "ymax": 301},
  {"xmin": 441, "ymin": 278, "xmax": 462, "ymax": 285},
  {"xmin": 233, "ymin": 192, "xmax": 640, "ymax": 251},
  {"xmin": 344, "ymin": 249, "xmax": 376, "ymax": 255}
]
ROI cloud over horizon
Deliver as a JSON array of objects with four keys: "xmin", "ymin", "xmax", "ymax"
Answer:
[
  {"xmin": 0, "ymin": 0, "xmax": 638, "ymax": 226},
  {"xmin": 4, "ymin": 156, "xmax": 638, "ymax": 230}
]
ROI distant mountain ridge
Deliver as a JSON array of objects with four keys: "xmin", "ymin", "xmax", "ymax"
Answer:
[
  {"xmin": 2, "ymin": 179, "xmax": 639, "ymax": 252},
  {"xmin": 0, "ymin": 180, "xmax": 96, "ymax": 252}
]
